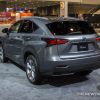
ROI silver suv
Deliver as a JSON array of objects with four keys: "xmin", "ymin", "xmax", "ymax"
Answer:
[{"xmin": 0, "ymin": 17, "xmax": 100, "ymax": 84}]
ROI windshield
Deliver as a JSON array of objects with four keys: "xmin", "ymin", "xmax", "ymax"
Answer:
[{"xmin": 47, "ymin": 21, "xmax": 96, "ymax": 35}]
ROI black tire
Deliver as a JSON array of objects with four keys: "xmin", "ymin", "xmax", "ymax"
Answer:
[
  {"xmin": 25, "ymin": 55, "xmax": 42, "ymax": 85},
  {"xmin": 76, "ymin": 70, "xmax": 92, "ymax": 76},
  {"xmin": 0, "ymin": 45, "xmax": 9, "ymax": 63}
]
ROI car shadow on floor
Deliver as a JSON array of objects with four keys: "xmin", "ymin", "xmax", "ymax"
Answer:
[
  {"xmin": 42, "ymin": 74, "xmax": 89, "ymax": 87},
  {"xmin": 9, "ymin": 60, "xmax": 26, "ymax": 71},
  {"xmin": 11, "ymin": 61, "xmax": 89, "ymax": 87}
]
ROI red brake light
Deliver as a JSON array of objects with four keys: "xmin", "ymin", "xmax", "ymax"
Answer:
[
  {"xmin": 47, "ymin": 39, "xmax": 68, "ymax": 45},
  {"xmin": 96, "ymin": 37, "xmax": 100, "ymax": 41}
]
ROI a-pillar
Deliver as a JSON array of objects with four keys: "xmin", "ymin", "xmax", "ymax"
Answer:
[{"xmin": 60, "ymin": 0, "xmax": 68, "ymax": 17}]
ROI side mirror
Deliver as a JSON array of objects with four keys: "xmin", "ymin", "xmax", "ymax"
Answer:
[{"xmin": 2, "ymin": 28, "xmax": 9, "ymax": 35}]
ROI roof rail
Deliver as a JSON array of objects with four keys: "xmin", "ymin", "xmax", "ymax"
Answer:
[
  {"xmin": 33, "ymin": 16, "xmax": 49, "ymax": 20},
  {"xmin": 55, "ymin": 16, "xmax": 79, "ymax": 21},
  {"xmin": 55, "ymin": 16, "xmax": 64, "ymax": 20}
]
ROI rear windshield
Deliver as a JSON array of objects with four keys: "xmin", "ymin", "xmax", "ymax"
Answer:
[{"xmin": 47, "ymin": 21, "xmax": 96, "ymax": 35}]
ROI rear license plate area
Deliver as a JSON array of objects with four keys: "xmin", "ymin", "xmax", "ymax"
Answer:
[{"xmin": 77, "ymin": 42, "xmax": 88, "ymax": 51}]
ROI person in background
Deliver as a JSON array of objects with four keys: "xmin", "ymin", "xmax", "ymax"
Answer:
[{"xmin": 78, "ymin": 14, "xmax": 84, "ymax": 20}]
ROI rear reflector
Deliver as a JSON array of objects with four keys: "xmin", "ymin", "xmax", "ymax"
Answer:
[
  {"xmin": 47, "ymin": 39, "xmax": 68, "ymax": 45},
  {"xmin": 96, "ymin": 37, "xmax": 100, "ymax": 41}
]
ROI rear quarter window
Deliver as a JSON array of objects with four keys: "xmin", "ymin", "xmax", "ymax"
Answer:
[{"xmin": 47, "ymin": 21, "xmax": 96, "ymax": 36}]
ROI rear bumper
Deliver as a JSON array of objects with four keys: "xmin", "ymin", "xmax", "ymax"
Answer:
[{"xmin": 41, "ymin": 55, "xmax": 100, "ymax": 75}]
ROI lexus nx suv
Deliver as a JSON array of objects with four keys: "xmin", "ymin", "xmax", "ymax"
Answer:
[{"xmin": 0, "ymin": 17, "xmax": 100, "ymax": 84}]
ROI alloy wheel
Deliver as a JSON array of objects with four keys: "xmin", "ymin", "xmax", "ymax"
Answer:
[
  {"xmin": 0, "ymin": 46, "xmax": 4, "ymax": 63},
  {"xmin": 26, "ymin": 57, "xmax": 37, "ymax": 82}
]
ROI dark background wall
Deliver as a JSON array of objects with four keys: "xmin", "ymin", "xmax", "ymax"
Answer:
[{"xmin": 0, "ymin": 1, "xmax": 7, "ymax": 12}]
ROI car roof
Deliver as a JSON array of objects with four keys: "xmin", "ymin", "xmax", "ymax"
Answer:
[
  {"xmin": 21, "ymin": 16, "xmax": 83, "ymax": 24},
  {"xmin": 21, "ymin": 16, "xmax": 50, "ymax": 24}
]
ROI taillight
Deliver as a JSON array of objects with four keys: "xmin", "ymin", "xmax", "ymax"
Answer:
[
  {"xmin": 47, "ymin": 39, "xmax": 68, "ymax": 45},
  {"xmin": 96, "ymin": 37, "xmax": 100, "ymax": 41}
]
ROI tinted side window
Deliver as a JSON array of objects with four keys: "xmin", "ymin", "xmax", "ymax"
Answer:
[
  {"xmin": 9, "ymin": 21, "xmax": 22, "ymax": 33},
  {"xmin": 33, "ymin": 23, "xmax": 38, "ymax": 31},
  {"xmin": 47, "ymin": 21, "xmax": 96, "ymax": 35},
  {"xmin": 20, "ymin": 20, "xmax": 38, "ymax": 33}
]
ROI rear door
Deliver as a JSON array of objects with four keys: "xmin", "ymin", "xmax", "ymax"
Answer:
[
  {"xmin": 47, "ymin": 21, "xmax": 98, "ymax": 59},
  {"xmin": 5, "ymin": 20, "xmax": 23, "ymax": 60}
]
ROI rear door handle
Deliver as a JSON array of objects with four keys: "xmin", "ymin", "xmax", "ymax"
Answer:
[
  {"xmin": 26, "ymin": 37, "xmax": 31, "ymax": 40},
  {"xmin": 14, "ymin": 36, "xmax": 22, "ymax": 40},
  {"xmin": 24, "ymin": 37, "xmax": 31, "ymax": 41}
]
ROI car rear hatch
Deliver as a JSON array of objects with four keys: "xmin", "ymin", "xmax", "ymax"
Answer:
[{"xmin": 47, "ymin": 20, "xmax": 100, "ymax": 59}]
